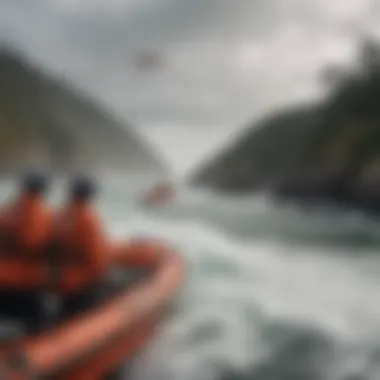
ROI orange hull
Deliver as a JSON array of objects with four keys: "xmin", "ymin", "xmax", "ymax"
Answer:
[
  {"xmin": 0, "ymin": 240, "xmax": 185, "ymax": 379},
  {"xmin": 0, "ymin": 240, "xmax": 176, "ymax": 294}
]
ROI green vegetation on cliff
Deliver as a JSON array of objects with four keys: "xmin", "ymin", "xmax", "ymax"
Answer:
[
  {"xmin": 192, "ymin": 104, "xmax": 322, "ymax": 190},
  {"xmin": 192, "ymin": 37, "xmax": 380, "ymax": 207},
  {"xmin": 0, "ymin": 47, "xmax": 166, "ymax": 175}
]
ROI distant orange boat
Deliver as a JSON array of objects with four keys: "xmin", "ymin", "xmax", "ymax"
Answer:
[{"xmin": 143, "ymin": 183, "xmax": 177, "ymax": 206}]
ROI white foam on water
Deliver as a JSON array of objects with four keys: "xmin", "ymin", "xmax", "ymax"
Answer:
[
  {"xmin": 1, "ymin": 181, "xmax": 380, "ymax": 379},
  {"xmin": 111, "ymin": 203, "xmax": 380, "ymax": 380}
]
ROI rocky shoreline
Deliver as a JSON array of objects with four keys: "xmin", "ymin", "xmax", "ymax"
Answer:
[
  {"xmin": 270, "ymin": 168, "xmax": 380, "ymax": 214},
  {"xmin": 202, "ymin": 163, "xmax": 380, "ymax": 215}
]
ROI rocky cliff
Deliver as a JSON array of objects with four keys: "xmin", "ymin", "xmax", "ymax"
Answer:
[
  {"xmin": 0, "ymin": 47, "xmax": 167, "ymax": 176},
  {"xmin": 192, "ymin": 37, "xmax": 380, "ymax": 211}
]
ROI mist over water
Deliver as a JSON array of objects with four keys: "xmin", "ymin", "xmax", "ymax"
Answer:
[{"xmin": 2, "ymin": 179, "xmax": 380, "ymax": 380}]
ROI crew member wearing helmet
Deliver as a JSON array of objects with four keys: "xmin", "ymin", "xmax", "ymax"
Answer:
[
  {"xmin": 53, "ymin": 174, "xmax": 109, "ymax": 280},
  {"xmin": 0, "ymin": 170, "xmax": 53, "ymax": 258}
]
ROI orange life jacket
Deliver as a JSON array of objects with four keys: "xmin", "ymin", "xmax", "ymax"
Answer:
[
  {"xmin": 53, "ymin": 201, "xmax": 109, "ymax": 276},
  {"xmin": 2, "ymin": 194, "xmax": 53, "ymax": 258}
]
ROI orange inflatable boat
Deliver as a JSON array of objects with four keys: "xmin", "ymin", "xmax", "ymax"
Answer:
[{"xmin": 0, "ymin": 239, "xmax": 185, "ymax": 379}]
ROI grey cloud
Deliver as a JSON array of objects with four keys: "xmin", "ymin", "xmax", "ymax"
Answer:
[
  {"xmin": 0, "ymin": 0, "xmax": 379, "ymax": 172},
  {"xmin": 0, "ymin": 1, "xmax": 329, "ymax": 123}
]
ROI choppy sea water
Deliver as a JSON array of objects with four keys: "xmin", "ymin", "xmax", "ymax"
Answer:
[{"xmin": 2, "ymin": 178, "xmax": 380, "ymax": 380}]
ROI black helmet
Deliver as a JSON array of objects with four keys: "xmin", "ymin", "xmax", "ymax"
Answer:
[
  {"xmin": 70, "ymin": 174, "xmax": 97, "ymax": 201},
  {"xmin": 21, "ymin": 170, "xmax": 49, "ymax": 195}
]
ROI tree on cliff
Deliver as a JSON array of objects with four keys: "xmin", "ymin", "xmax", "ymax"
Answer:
[{"xmin": 192, "ymin": 36, "xmax": 380, "ymax": 206}]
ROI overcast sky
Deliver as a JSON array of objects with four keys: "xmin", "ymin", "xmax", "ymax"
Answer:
[{"xmin": 1, "ymin": 0, "xmax": 379, "ymax": 174}]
